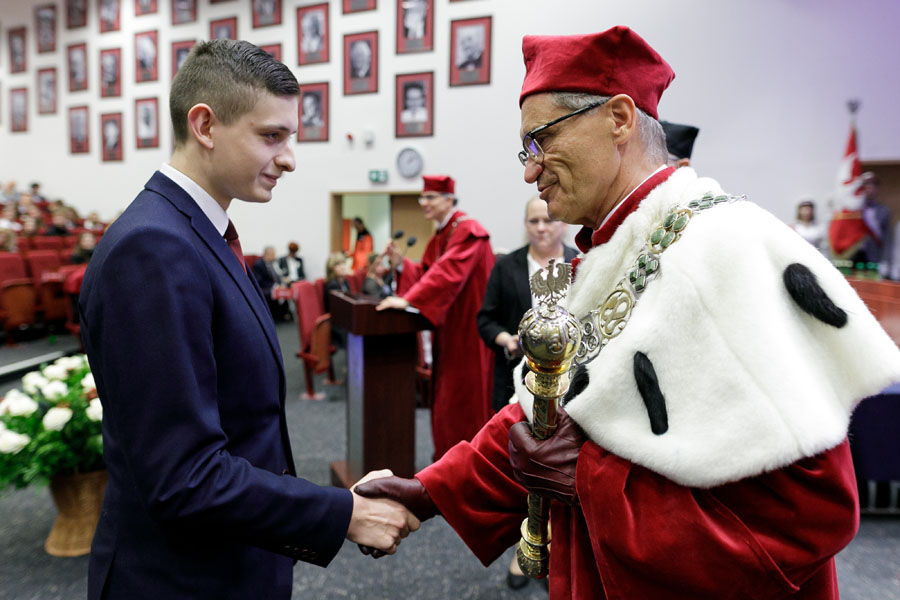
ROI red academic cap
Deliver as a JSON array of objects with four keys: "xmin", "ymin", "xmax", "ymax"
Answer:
[
  {"xmin": 422, "ymin": 175, "xmax": 455, "ymax": 194},
  {"xmin": 519, "ymin": 26, "xmax": 675, "ymax": 119}
]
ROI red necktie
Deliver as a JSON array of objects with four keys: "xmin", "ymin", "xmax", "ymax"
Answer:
[{"xmin": 224, "ymin": 220, "xmax": 246, "ymax": 273}]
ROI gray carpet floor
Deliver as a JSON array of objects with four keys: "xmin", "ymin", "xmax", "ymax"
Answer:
[{"xmin": 0, "ymin": 322, "xmax": 898, "ymax": 599}]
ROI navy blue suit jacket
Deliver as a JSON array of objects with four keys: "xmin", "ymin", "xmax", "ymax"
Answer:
[{"xmin": 80, "ymin": 172, "xmax": 353, "ymax": 600}]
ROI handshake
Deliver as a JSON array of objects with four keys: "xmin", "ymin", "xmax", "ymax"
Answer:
[{"xmin": 345, "ymin": 407, "xmax": 586, "ymax": 558}]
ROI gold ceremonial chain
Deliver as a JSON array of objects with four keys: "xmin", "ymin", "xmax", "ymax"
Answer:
[
  {"xmin": 573, "ymin": 193, "xmax": 742, "ymax": 369},
  {"xmin": 516, "ymin": 259, "xmax": 581, "ymax": 578}
]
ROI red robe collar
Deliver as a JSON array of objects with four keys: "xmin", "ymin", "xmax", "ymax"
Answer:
[{"xmin": 572, "ymin": 166, "xmax": 676, "ymax": 278}]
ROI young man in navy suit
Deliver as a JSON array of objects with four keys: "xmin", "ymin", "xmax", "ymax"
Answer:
[{"xmin": 79, "ymin": 40, "xmax": 417, "ymax": 600}]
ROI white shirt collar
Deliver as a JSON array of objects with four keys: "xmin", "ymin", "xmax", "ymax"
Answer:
[
  {"xmin": 596, "ymin": 164, "xmax": 667, "ymax": 232},
  {"xmin": 159, "ymin": 163, "xmax": 230, "ymax": 236},
  {"xmin": 437, "ymin": 209, "xmax": 458, "ymax": 231}
]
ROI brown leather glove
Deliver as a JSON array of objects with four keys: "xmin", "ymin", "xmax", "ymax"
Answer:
[
  {"xmin": 353, "ymin": 476, "xmax": 438, "ymax": 558},
  {"xmin": 508, "ymin": 407, "xmax": 586, "ymax": 505}
]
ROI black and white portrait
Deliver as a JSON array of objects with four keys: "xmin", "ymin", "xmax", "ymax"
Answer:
[
  {"xmin": 68, "ymin": 44, "xmax": 88, "ymax": 91},
  {"xmin": 211, "ymin": 18, "xmax": 237, "ymax": 40},
  {"xmin": 101, "ymin": 50, "xmax": 121, "ymax": 97},
  {"xmin": 36, "ymin": 5, "xmax": 57, "ymax": 53},
  {"xmin": 136, "ymin": 32, "xmax": 158, "ymax": 82},
  {"xmin": 301, "ymin": 91, "xmax": 323, "ymax": 128},
  {"xmin": 349, "ymin": 40, "xmax": 372, "ymax": 79},
  {"xmin": 11, "ymin": 90, "xmax": 28, "ymax": 132},
  {"xmin": 38, "ymin": 69, "xmax": 57, "ymax": 114},
  {"xmin": 172, "ymin": 0, "xmax": 196, "ymax": 25},
  {"xmin": 455, "ymin": 24, "xmax": 484, "ymax": 70},
  {"xmin": 102, "ymin": 114, "xmax": 123, "ymax": 161},
  {"xmin": 135, "ymin": 0, "xmax": 157, "ymax": 15},
  {"xmin": 66, "ymin": 0, "xmax": 87, "ymax": 29},
  {"xmin": 253, "ymin": 0, "xmax": 279, "ymax": 27},
  {"xmin": 402, "ymin": 0, "xmax": 426, "ymax": 40},
  {"xmin": 173, "ymin": 43, "xmax": 193, "ymax": 77},
  {"xmin": 9, "ymin": 29, "xmax": 26, "ymax": 74},
  {"xmin": 300, "ymin": 9, "xmax": 325, "ymax": 55},
  {"xmin": 297, "ymin": 82, "xmax": 328, "ymax": 142},
  {"xmin": 100, "ymin": 0, "xmax": 120, "ymax": 32},
  {"xmin": 400, "ymin": 82, "xmax": 427, "ymax": 124},
  {"xmin": 70, "ymin": 107, "xmax": 89, "ymax": 153},
  {"xmin": 135, "ymin": 99, "xmax": 158, "ymax": 147}
]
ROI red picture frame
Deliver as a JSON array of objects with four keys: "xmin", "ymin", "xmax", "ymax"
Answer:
[
  {"xmin": 395, "ymin": 0, "xmax": 433, "ymax": 54},
  {"xmin": 171, "ymin": 0, "xmax": 197, "ymax": 25},
  {"xmin": 10, "ymin": 88, "xmax": 28, "ymax": 133},
  {"xmin": 395, "ymin": 72, "xmax": 433, "ymax": 138},
  {"xmin": 259, "ymin": 44, "xmax": 282, "ymax": 62},
  {"xmin": 66, "ymin": 0, "xmax": 88, "ymax": 29},
  {"xmin": 8, "ymin": 28, "xmax": 27, "ymax": 74},
  {"xmin": 297, "ymin": 4, "xmax": 329, "ymax": 66},
  {"xmin": 69, "ymin": 105, "xmax": 90, "ymax": 154},
  {"xmin": 298, "ymin": 82, "xmax": 329, "ymax": 143},
  {"xmin": 100, "ymin": 48, "xmax": 122, "ymax": 98},
  {"xmin": 101, "ymin": 112, "xmax": 124, "ymax": 162},
  {"xmin": 343, "ymin": 0, "xmax": 375, "ymax": 13},
  {"xmin": 135, "ymin": 97, "xmax": 160, "ymax": 149},
  {"xmin": 211, "ymin": 17, "xmax": 238, "ymax": 40},
  {"xmin": 171, "ymin": 40, "xmax": 196, "ymax": 80},
  {"xmin": 252, "ymin": 0, "xmax": 281, "ymax": 28},
  {"xmin": 67, "ymin": 43, "xmax": 89, "ymax": 92},
  {"xmin": 36, "ymin": 5, "xmax": 57, "ymax": 53},
  {"xmin": 135, "ymin": 0, "xmax": 158, "ymax": 16},
  {"xmin": 99, "ymin": 0, "xmax": 121, "ymax": 33},
  {"xmin": 135, "ymin": 30, "xmax": 159, "ymax": 83},
  {"xmin": 37, "ymin": 68, "xmax": 58, "ymax": 115},
  {"xmin": 449, "ymin": 16, "xmax": 491, "ymax": 87},
  {"xmin": 343, "ymin": 31, "xmax": 378, "ymax": 95}
]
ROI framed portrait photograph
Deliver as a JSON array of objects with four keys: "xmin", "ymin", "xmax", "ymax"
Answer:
[
  {"xmin": 101, "ymin": 112, "xmax": 124, "ymax": 162},
  {"xmin": 135, "ymin": 30, "xmax": 159, "ymax": 82},
  {"xmin": 210, "ymin": 17, "xmax": 238, "ymax": 40},
  {"xmin": 100, "ymin": 48, "xmax": 122, "ymax": 98},
  {"xmin": 67, "ymin": 43, "xmax": 89, "ymax": 92},
  {"xmin": 99, "ymin": 0, "xmax": 121, "ymax": 33},
  {"xmin": 449, "ymin": 16, "xmax": 491, "ymax": 87},
  {"xmin": 252, "ymin": 0, "xmax": 281, "ymax": 28},
  {"xmin": 296, "ymin": 4, "xmax": 329, "ymax": 66},
  {"xmin": 298, "ymin": 82, "xmax": 328, "ymax": 143},
  {"xmin": 171, "ymin": 0, "xmax": 197, "ymax": 25},
  {"xmin": 395, "ymin": 0, "xmax": 432, "ymax": 54},
  {"xmin": 66, "ymin": 0, "xmax": 88, "ymax": 29},
  {"xmin": 69, "ymin": 105, "xmax": 90, "ymax": 154},
  {"xmin": 259, "ymin": 44, "xmax": 282, "ymax": 62},
  {"xmin": 10, "ymin": 88, "xmax": 28, "ymax": 133},
  {"xmin": 395, "ymin": 72, "xmax": 433, "ymax": 138},
  {"xmin": 343, "ymin": 31, "xmax": 378, "ymax": 95},
  {"xmin": 135, "ymin": 97, "xmax": 159, "ymax": 148},
  {"xmin": 37, "ymin": 68, "xmax": 58, "ymax": 115},
  {"xmin": 171, "ymin": 40, "xmax": 196, "ymax": 80},
  {"xmin": 343, "ymin": 0, "xmax": 375, "ymax": 13},
  {"xmin": 135, "ymin": 0, "xmax": 158, "ymax": 16},
  {"xmin": 36, "ymin": 5, "xmax": 57, "ymax": 53},
  {"xmin": 8, "ymin": 28, "xmax": 27, "ymax": 74}
]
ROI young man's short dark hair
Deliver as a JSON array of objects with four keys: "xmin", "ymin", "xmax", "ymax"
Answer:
[{"xmin": 170, "ymin": 39, "xmax": 299, "ymax": 146}]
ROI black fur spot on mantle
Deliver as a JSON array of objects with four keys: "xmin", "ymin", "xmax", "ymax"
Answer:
[
  {"xmin": 783, "ymin": 263, "xmax": 847, "ymax": 328},
  {"xmin": 633, "ymin": 352, "xmax": 669, "ymax": 435},
  {"xmin": 561, "ymin": 364, "xmax": 590, "ymax": 405}
]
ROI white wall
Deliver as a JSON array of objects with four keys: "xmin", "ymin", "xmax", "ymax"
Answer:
[{"xmin": 1, "ymin": 0, "xmax": 898, "ymax": 278}]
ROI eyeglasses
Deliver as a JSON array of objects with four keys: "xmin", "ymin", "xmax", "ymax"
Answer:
[
  {"xmin": 418, "ymin": 193, "xmax": 449, "ymax": 203},
  {"xmin": 517, "ymin": 100, "xmax": 606, "ymax": 167}
]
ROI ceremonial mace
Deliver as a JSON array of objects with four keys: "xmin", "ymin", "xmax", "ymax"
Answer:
[{"xmin": 516, "ymin": 259, "xmax": 581, "ymax": 578}]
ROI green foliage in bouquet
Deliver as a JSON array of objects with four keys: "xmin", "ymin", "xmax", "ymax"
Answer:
[{"xmin": 0, "ymin": 355, "xmax": 103, "ymax": 493}]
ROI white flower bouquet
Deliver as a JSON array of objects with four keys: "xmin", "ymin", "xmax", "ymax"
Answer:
[{"xmin": 0, "ymin": 354, "xmax": 103, "ymax": 493}]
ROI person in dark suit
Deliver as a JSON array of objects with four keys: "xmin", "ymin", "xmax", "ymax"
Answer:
[
  {"xmin": 252, "ymin": 245, "xmax": 292, "ymax": 321},
  {"xmin": 79, "ymin": 39, "xmax": 416, "ymax": 600},
  {"xmin": 276, "ymin": 241, "xmax": 305, "ymax": 281},
  {"xmin": 478, "ymin": 196, "xmax": 577, "ymax": 413}
]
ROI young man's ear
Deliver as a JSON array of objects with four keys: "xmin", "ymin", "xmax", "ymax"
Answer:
[{"xmin": 186, "ymin": 103, "xmax": 216, "ymax": 150}]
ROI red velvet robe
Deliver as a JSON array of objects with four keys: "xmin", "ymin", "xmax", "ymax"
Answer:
[
  {"xmin": 397, "ymin": 210, "xmax": 495, "ymax": 459},
  {"xmin": 415, "ymin": 172, "xmax": 860, "ymax": 599}
]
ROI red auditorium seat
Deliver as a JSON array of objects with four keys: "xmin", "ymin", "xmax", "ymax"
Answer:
[
  {"xmin": 25, "ymin": 250, "xmax": 66, "ymax": 322},
  {"xmin": 244, "ymin": 254, "xmax": 260, "ymax": 270},
  {"xmin": 61, "ymin": 264, "xmax": 88, "ymax": 348},
  {"xmin": 31, "ymin": 236, "xmax": 66, "ymax": 251},
  {"xmin": 0, "ymin": 252, "xmax": 38, "ymax": 337},
  {"xmin": 292, "ymin": 280, "xmax": 334, "ymax": 400}
]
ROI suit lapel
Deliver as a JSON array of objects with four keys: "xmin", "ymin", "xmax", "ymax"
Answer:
[
  {"xmin": 145, "ymin": 172, "xmax": 285, "ymax": 375},
  {"xmin": 513, "ymin": 247, "xmax": 532, "ymax": 314}
]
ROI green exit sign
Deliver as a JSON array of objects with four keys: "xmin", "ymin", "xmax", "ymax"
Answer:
[{"xmin": 368, "ymin": 169, "xmax": 388, "ymax": 184}]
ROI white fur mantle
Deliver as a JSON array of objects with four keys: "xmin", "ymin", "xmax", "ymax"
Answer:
[{"xmin": 514, "ymin": 167, "xmax": 900, "ymax": 488}]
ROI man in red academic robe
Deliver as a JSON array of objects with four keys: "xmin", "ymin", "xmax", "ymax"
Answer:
[
  {"xmin": 377, "ymin": 175, "xmax": 495, "ymax": 459},
  {"xmin": 357, "ymin": 27, "xmax": 900, "ymax": 598}
]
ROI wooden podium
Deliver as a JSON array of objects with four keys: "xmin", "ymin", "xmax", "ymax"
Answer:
[{"xmin": 328, "ymin": 292, "xmax": 431, "ymax": 488}]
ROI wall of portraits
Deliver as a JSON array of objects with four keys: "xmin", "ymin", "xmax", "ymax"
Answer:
[{"xmin": 0, "ymin": 0, "xmax": 898, "ymax": 278}]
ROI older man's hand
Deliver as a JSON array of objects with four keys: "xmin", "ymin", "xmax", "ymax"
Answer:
[
  {"xmin": 376, "ymin": 296, "xmax": 410, "ymax": 311},
  {"xmin": 508, "ymin": 407, "xmax": 586, "ymax": 505}
]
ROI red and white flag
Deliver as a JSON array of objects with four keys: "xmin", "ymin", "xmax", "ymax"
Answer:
[{"xmin": 828, "ymin": 123, "xmax": 869, "ymax": 257}]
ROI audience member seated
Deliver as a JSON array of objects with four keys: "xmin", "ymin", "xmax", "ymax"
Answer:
[
  {"xmin": 0, "ymin": 204, "xmax": 22, "ymax": 232},
  {"xmin": 83, "ymin": 211, "xmax": 107, "ymax": 232},
  {"xmin": 70, "ymin": 232, "xmax": 96, "ymax": 264},
  {"xmin": 20, "ymin": 216, "xmax": 41, "ymax": 239},
  {"xmin": 324, "ymin": 252, "xmax": 351, "ymax": 348},
  {"xmin": 44, "ymin": 211, "xmax": 72, "ymax": 236},
  {"xmin": 277, "ymin": 241, "xmax": 306, "ymax": 282},
  {"xmin": 791, "ymin": 199, "xmax": 827, "ymax": 254},
  {"xmin": 0, "ymin": 180, "xmax": 19, "ymax": 204},
  {"xmin": 30, "ymin": 182, "xmax": 46, "ymax": 203},
  {"xmin": 251, "ymin": 245, "xmax": 291, "ymax": 321},
  {"xmin": 0, "ymin": 228, "xmax": 18, "ymax": 252},
  {"xmin": 361, "ymin": 252, "xmax": 393, "ymax": 300}
]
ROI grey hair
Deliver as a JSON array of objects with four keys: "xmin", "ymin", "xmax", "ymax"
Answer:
[{"xmin": 551, "ymin": 92, "xmax": 668, "ymax": 165}]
